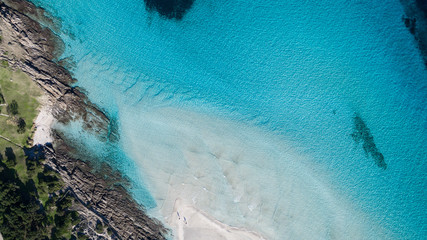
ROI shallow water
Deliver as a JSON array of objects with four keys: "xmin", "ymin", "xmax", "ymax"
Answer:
[{"xmin": 30, "ymin": 0, "xmax": 426, "ymax": 238}]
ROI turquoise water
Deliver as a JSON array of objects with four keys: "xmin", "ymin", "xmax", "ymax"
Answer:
[{"xmin": 30, "ymin": 0, "xmax": 426, "ymax": 238}]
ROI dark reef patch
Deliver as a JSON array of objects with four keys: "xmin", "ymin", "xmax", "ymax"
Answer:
[
  {"xmin": 416, "ymin": 0, "xmax": 427, "ymax": 16},
  {"xmin": 403, "ymin": 16, "xmax": 416, "ymax": 35},
  {"xmin": 144, "ymin": 0, "xmax": 195, "ymax": 20},
  {"xmin": 400, "ymin": 0, "xmax": 427, "ymax": 68},
  {"xmin": 351, "ymin": 114, "xmax": 387, "ymax": 170}
]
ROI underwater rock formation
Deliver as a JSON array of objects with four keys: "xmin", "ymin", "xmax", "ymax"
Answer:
[
  {"xmin": 144, "ymin": 0, "xmax": 195, "ymax": 20},
  {"xmin": 351, "ymin": 114, "xmax": 387, "ymax": 170},
  {"xmin": 400, "ymin": 0, "xmax": 427, "ymax": 67}
]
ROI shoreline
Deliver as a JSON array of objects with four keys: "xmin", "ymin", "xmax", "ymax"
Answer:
[
  {"xmin": 0, "ymin": 0, "xmax": 168, "ymax": 239},
  {"xmin": 170, "ymin": 198, "xmax": 265, "ymax": 240}
]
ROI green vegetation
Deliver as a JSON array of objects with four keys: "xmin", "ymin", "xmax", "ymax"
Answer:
[
  {"xmin": 0, "ymin": 65, "xmax": 41, "ymax": 146},
  {"xmin": 0, "ymin": 63, "xmax": 80, "ymax": 239},
  {"xmin": 1, "ymin": 60, "xmax": 8, "ymax": 68},
  {"xmin": 95, "ymin": 221, "xmax": 104, "ymax": 234},
  {"xmin": 76, "ymin": 232, "xmax": 89, "ymax": 240},
  {"xmin": 0, "ymin": 158, "xmax": 80, "ymax": 240},
  {"xmin": 7, "ymin": 99, "xmax": 19, "ymax": 115},
  {"xmin": 0, "ymin": 92, "xmax": 4, "ymax": 104},
  {"xmin": 17, "ymin": 117, "xmax": 26, "ymax": 133}
]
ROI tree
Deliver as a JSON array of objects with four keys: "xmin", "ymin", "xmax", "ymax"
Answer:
[
  {"xmin": 0, "ymin": 147, "xmax": 78, "ymax": 239},
  {"xmin": 95, "ymin": 221, "xmax": 104, "ymax": 234},
  {"xmin": 17, "ymin": 117, "xmax": 26, "ymax": 133},
  {"xmin": 7, "ymin": 100, "xmax": 18, "ymax": 115},
  {"xmin": 0, "ymin": 164, "xmax": 47, "ymax": 240},
  {"xmin": 5, "ymin": 147, "xmax": 16, "ymax": 167},
  {"xmin": 0, "ymin": 92, "xmax": 4, "ymax": 104}
]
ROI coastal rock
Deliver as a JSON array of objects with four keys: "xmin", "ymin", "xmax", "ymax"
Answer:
[
  {"xmin": 0, "ymin": 0, "xmax": 168, "ymax": 239},
  {"xmin": 0, "ymin": 0, "xmax": 110, "ymax": 133},
  {"xmin": 44, "ymin": 137, "xmax": 167, "ymax": 240}
]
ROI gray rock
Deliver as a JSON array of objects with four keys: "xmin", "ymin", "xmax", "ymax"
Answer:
[
  {"xmin": 0, "ymin": 0, "xmax": 111, "ymax": 134},
  {"xmin": 44, "ymin": 136, "xmax": 168, "ymax": 240}
]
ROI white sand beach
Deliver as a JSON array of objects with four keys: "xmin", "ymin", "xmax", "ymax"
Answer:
[
  {"xmin": 170, "ymin": 198, "xmax": 264, "ymax": 240},
  {"xmin": 33, "ymin": 98, "xmax": 54, "ymax": 146}
]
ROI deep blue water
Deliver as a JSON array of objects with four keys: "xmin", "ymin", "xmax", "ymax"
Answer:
[{"xmin": 30, "ymin": 0, "xmax": 426, "ymax": 238}]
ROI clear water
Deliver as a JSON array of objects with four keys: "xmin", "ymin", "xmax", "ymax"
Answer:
[{"xmin": 29, "ymin": 0, "xmax": 426, "ymax": 238}]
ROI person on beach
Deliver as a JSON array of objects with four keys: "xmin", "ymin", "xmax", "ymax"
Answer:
[{"xmin": 177, "ymin": 211, "xmax": 181, "ymax": 220}]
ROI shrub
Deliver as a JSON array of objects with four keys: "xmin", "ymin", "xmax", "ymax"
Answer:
[
  {"xmin": 77, "ymin": 232, "xmax": 89, "ymax": 240},
  {"xmin": 95, "ymin": 221, "xmax": 104, "ymax": 234},
  {"xmin": 0, "ymin": 60, "xmax": 8, "ymax": 67},
  {"xmin": 7, "ymin": 100, "xmax": 18, "ymax": 115},
  {"xmin": 0, "ymin": 92, "xmax": 4, "ymax": 104},
  {"xmin": 17, "ymin": 117, "xmax": 26, "ymax": 133}
]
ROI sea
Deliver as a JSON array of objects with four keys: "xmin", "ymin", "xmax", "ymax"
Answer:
[{"xmin": 29, "ymin": 0, "xmax": 426, "ymax": 239}]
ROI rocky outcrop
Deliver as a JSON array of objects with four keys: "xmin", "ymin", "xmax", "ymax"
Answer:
[
  {"xmin": 44, "ymin": 136, "xmax": 167, "ymax": 240},
  {"xmin": 0, "ymin": 0, "xmax": 110, "ymax": 134},
  {"xmin": 0, "ymin": 0, "xmax": 168, "ymax": 239}
]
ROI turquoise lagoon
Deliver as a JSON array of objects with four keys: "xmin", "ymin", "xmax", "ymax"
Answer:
[{"xmin": 30, "ymin": 0, "xmax": 426, "ymax": 239}]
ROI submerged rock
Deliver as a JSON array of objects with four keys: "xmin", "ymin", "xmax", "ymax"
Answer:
[
  {"xmin": 351, "ymin": 114, "xmax": 387, "ymax": 170},
  {"xmin": 400, "ymin": 0, "xmax": 427, "ymax": 68},
  {"xmin": 144, "ymin": 0, "xmax": 195, "ymax": 20},
  {"xmin": 403, "ymin": 16, "xmax": 416, "ymax": 35}
]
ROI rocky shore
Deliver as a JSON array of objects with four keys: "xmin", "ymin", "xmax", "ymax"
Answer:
[{"xmin": 0, "ymin": 0, "xmax": 167, "ymax": 239}]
